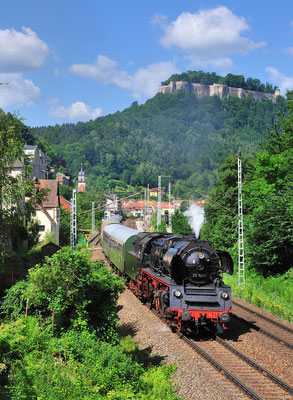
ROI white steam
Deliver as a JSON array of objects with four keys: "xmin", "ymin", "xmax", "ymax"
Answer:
[{"xmin": 183, "ymin": 204, "xmax": 205, "ymax": 238}]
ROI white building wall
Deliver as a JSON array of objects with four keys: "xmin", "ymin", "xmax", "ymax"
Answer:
[{"xmin": 34, "ymin": 207, "xmax": 59, "ymax": 242}]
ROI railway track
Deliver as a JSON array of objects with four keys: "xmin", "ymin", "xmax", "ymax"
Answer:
[
  {"xmin": 181, "ymin": 334, "xmax": 293, "ymax": 400},
  {"xmin": 232, "ymin": 299, "xmax": 293, "ymax": 350},
  {"xmin": 150, "ymin": 308, "xmax": 293, "ymax": 400},
  {"xmin": 122, "ymin": 218, "xmax": 137, "ymax": 229}
]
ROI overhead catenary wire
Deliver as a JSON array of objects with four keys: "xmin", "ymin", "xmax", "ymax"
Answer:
[
  {"xmin": 75, "ymin": 186, "xmax": 291, "ymax": 218},
  {"xmin": 77, "ymin": 190, "xmax": 145, "ymax": 216},
  {"xmin": 191, "ymin": 189, "xmax": 237, "ymax": 216}
]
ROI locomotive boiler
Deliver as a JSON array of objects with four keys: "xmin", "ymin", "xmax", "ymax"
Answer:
[{"xmin": 101, "ymin": 218, "xmax": 234, "ymax": 333}]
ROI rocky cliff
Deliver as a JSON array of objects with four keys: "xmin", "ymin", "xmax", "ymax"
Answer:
[{"xmin": 158, "ymin": 81, "xmax": 280, "ymax": 103}]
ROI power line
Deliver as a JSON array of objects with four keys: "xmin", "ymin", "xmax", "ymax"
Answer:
[
  {"xmin": 191, "ymin": 189, "xmax": 237, "ymax": 216},
  {"xmin": 77, "ymin": 190, "xmax": 144, "ymax": 216}
]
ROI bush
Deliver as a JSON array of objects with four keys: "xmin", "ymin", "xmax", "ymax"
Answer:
[
  {"xmin": 0, "ymin": 247, "xmax": 180, "ymax": 399},
  {"xmin": 0, "ymin": 280, "xmax": 29, "ymax": 320},
  {"xmin": 224, "ymin": 268, "xmax": 293, "ymax": 322},
  {"xmin": 0, "ymin": 319, "xmax": 180, "ymax": 400},
  {"xmin": 1, "ymin": 247, "xmax": 125, "ymax": 339}
]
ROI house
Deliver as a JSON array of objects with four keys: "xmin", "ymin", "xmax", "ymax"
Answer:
[
  {"xmin": 104, "ymin": 194, "xmax": 121, "ymax": 218},
  {"xmin": 24, "ymin": 144, "xmax": 47, "ymax": 179},
  {"xmin": 150, "ymin": 188, "xmax": 165, "ymax": 198},
  {"xmin": 121, "ymin": 199, "xmax": 176, "ymax": 217},
  {"xmin": 60, "ymin": 194, "xmax": 71, "ymax": 211},
  {"xmin": 33, "ymin": 180, "xmax": 60, "ymax": 244},
  {"xmin": 56, "ymin": 172, "xmax": 70, "ymax": 186},
  {"xmin": 9, "ymin": 144, "xmax": 47, "ymax": 181},
  {"xmin": 9, "ymin": 157, "xmax": 25, "ymax": 179}
]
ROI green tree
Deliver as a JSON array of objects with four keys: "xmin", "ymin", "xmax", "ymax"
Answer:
[
  {"xmin": 243, "ymin": 91, "xmax": 293, "ymax": 275},
  {"xmin": 171, "ymin": 209, "xmax": 192, "ymax": 235},
  {"xmin": 31, "ymin": 73, "xmax": 285, "ymax": 198},
  {"xmin": 200, "ymin": 155, "xmax": 253, "ymax": 249},
  {"xmin": 0, "ymin": 110, "xmax": 28, "ymax": 208},
  {"xmin": 59, "ymin": 206, "xmax": 71, "ymax": 246},
  {"xmin": 1, "ymin": 247, "xmax": 125, "ymax": 338},
  {"xmin": 201, "ymin": 92, "xmax": 293, "ymax": 276},
  {"xmin": 0, "ymin": 109, "xmax": 40, "ymax": 274}
]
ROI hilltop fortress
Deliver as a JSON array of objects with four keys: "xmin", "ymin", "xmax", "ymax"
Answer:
[{"xmin": 158, "ymin": 81, "xmax": 281, "ymax": 103}]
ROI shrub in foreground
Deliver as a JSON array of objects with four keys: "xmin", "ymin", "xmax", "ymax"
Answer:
[
  {"xmin": 1, "ymin": 247, "xmax": 125, "ymax": 340},
  {"xmin": 0, "ymin": 318, "xmax": 180, "ymax": 400}
]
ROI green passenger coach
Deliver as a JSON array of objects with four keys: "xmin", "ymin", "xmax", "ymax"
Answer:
[{"xmin": 101, "ymin": 220, "xmax": 139, "ymax": 280}]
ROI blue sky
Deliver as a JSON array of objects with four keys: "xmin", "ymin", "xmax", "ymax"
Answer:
[{"xmin": 1, "ymin": 0, "xmax": 293, "ymax": 127}]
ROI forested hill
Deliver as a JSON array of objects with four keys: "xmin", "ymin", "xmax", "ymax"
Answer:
[{"xmin": 31, "ymin": 91, "xmax": 286, "ymax": 198}]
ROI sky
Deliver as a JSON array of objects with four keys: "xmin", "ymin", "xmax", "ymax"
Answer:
[{"xmin": 1, "ymin": 0, "xmax": 293, "ymax": 127}]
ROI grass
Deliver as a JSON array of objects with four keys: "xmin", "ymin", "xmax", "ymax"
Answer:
[{"xmin": 224, "ymin": 268, "xmax": 293, "ymax": 322}]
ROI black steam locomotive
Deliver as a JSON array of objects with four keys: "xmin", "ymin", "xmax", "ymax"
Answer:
[{"xmin": 101, "ymin": 219, "xmax": 233, "ymax": 333}]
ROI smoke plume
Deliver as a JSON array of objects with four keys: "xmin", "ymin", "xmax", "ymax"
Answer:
[{"xmin": 183, "ymin": 204, "xmax": 205, "ymax": 238}]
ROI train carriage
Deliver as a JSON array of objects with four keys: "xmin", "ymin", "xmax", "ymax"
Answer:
[
  {"xmin": 101, "ymin": 218, "xmax": 233, "ymax": 334},
  {"xmin": 101, "ymin": 221, "xmax": 138, "ymax": 280}
]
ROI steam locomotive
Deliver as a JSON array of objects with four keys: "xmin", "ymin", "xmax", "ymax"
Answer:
[{"xmin": 101, "ymin": 218, "xmax": 233, "ymax": 334}]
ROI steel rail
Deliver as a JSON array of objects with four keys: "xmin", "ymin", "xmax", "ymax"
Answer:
[
  {"xmin": 110, "ymin": 261, "xmax": 293, "ymax": 400},
  {"xmin": 149, "ymin": 308, "xmax": 264, "ymax": 400},
  {"xmin": 216, "ymin": 336, "xmax": 293, "ymax": 395},
  {"xmin": 231, "ymin": 314, "xmax": 293, "ymax": 350},
  {"xmin": 177, "ymin": 332, "xmax": 264, "ymax": 400},
  {"xmin": 232, "ymin": 300, "xmax": 293, "ymax": 334}
]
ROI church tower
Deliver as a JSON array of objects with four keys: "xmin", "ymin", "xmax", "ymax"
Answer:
[{"xmin": 78, "ymin": 163, "xmax": 86, "ymax": 193}]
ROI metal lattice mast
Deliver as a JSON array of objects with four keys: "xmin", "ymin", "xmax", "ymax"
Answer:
[
  {"xmin": 144, "ymin": 189, "xmax": 146, "ymax": 221},
  {"xmin": 70, "ymin": 189, "xmax": 77, "ymax": 249},
  {"xmin": 147, "ymin": 184, "xmax": 150, "ymax": 221},
  {"xmin": 56, "ymin": 207, "xmax": 60, "ymax": 246},
  {"xmin": 238, "ymin": 152, "xmax": 245, "ymax": 287},
  {"xmin": 157, "ymin": 175, "xmax": 161, "ymax": 230},
  {"xmin": 92, "ymin": 201, "xmax": 95, "ymax": 234},
  {"xmin": 168, "ymin": 178, "xmax": 172, "ymax": 231}
]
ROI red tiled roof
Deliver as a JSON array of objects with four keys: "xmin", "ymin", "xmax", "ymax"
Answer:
[
  {"xmin": 60, "ymin": 195, "xmax": 71, "ymax": 210},
  {"xmin": 37, "ymin": 180, "xmax": 59, "ymax": 208},
  {"xmin": 121, "ymin": 199, "xmax": 176, "ymax": 210}
]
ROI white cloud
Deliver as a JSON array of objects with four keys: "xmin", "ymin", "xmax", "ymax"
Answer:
[
  {"xmin": 284, "ymin": 47, "xmax": 293, "ymax": 56},
  {"xmin": 0, "ymin": 27, "xmax": 49, "ymax": 72},
  {"xmin": 70, "ymin": 55, "xmax": 178, "ymax": 98},
  {"xmin": 111, "ymin": 61, "xmax": 178, "ymax": 98},
  {"xmin": 266, "ymin": 67, "xmax": 293, "ymax": 94},
  {"xmin": 48, "ymin": 99, "xmax": 102, "ymax": 122},
  {"xmin": 70, "ymin": 55, "xmax": 119, "ymax": 81},
  {"xmin": 187, "ymin": 55, "xmax": 234, "ymax": 69},
  {"xmin": 0, "ymin": 73, "xmax": 42, "ymax": 107},
  {"xmin": 150, "ymin": 14, "xmax": 168, "ymax": 30},
  {"xmin": 155, "ymin": 6, "xmax": 266, "ymax": 68}
]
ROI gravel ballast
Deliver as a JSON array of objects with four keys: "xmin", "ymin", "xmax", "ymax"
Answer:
[
  {"xmin": 92, "ymin": 247, "xmax": 292, "ymax": 400},
  {"xmin": 117, "ymin": 289, "xmax": 249, "ymax": 400}
]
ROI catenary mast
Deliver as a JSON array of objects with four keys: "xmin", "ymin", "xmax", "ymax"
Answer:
[{"xmin": 238, "ymin": 152, "xmax": 245, "ymax": 287}]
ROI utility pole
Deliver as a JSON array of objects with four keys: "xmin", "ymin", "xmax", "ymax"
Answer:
[
  {"xmin": 238, "ymin": 152, "xmax": 245, "ymax": 287},
  {"xmin": 92, "ymin": 201, "xmax": 95, "ymax": 234},
  {"xmin": 157, "ymin": 175, "xmax": 161, "ymax": 230},
  {"xmin": 70, "ymin": 189, "xmax": 77, "ymax": 250}
]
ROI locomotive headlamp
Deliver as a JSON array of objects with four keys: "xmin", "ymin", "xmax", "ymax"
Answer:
[
  {"xmin": 181, "ymin": 310, "xmax": 191, "ymax": 321},
  {"xmin": 198, "ymin": 252, "xmax": 205, "ymax": 259},
  {"xmin": 221, "ymin": 291, "xmax": 229, "ymax": 300},
  {"xmin": 220, "ymin": 312, "xmax": 230, "ymax": 322},
  {"xmin": 173, "ymin": 289, "xmax": 182, "ymax": 298}
]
